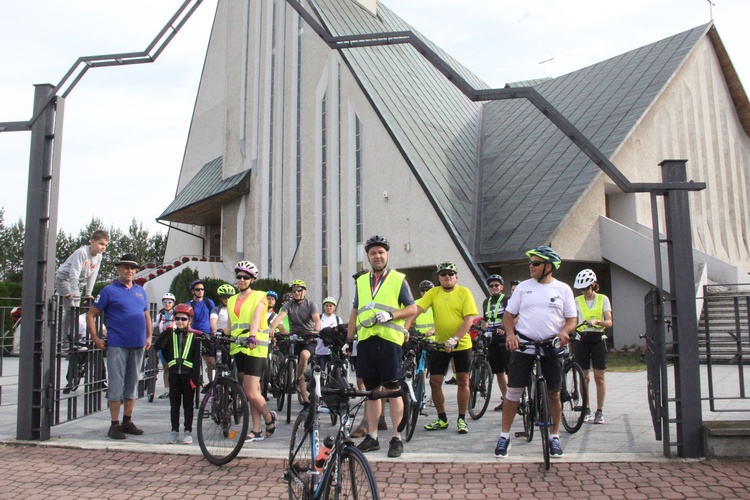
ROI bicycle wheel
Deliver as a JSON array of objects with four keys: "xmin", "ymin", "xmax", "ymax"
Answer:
[
  {"xmin": 287, "ymin": 409, "xmax": 314, "ymax": 500},
  {"xmin": 562, "ymin": 361, "xmax": 587, "ymax": 433},
  {"xmin": 329, "ymin": 363, "xmax": 347, "ymax": 426},
  {"xmin": 468, "ymin": 360, "xmax": 493, "ymax": 420},
  {"xmin": 276, "ymin": 358, "xmax": 286, "ymax": 412},
  {"xmin": 286, "ymin": 360, "xmax": 296, "ymax": 424},
  {"xmin": 268, "ymin": 350, "xmax": 284, "ymax": 399},
  {"xmin": 537, "ymin": 378, "xmax": 551, "ymax": 471},
  {"xmin": 406, "ymin": 370, "xmax": 425, "ymax": 442},
  {"xmin": 321, "ymin": 445, "xmax": 379, "ymax": 500},
  {"xmin": 197, "ymin": 379, "xmax": 249, "ymax": 465},
  {"xmin": 524, "ymin": 377, "xmax": 535, "ymax": 442}
]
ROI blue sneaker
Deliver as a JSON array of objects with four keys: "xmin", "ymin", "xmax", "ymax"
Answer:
[
  {"xmin": 494, "ymin": 436, "xmax": 511, "ymax": 458},
  {"xmin": 549, "ymin": 437, "xmax": 563, "ymax": 457}
]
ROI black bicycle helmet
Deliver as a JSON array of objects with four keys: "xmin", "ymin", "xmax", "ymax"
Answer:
[
  {"xmin": 364, "ymin": 235, "xmax": 390, "ymax": 252},
  {"xmin": 486, "ymin": 274, "xmax": 504, "ymax": 285},
  {"xmin": 419, "ymin": 280, "xmax": 434, "ymax": 291}
]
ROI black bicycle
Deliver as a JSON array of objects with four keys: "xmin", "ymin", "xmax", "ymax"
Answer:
[
  {"xmin": 275, "ymin": 332, "xmax": 318, "ymax": 424},
  {"xmin": 561, "ymin": 330, "xmax": 588, "ymax": 433},
  {"xmin": 286, "ymin": 366, "xmax": 399, "ymax": 499},
  {"xmin": 468, "ymin": 326, "xmax": 494, "ymax": 420},
  {"xmin": 196, "ymin": 332, "xmax": 250, "ymax": 465},
  {"xmin": 319, "ymin": 324, "xmax": 350, "ymax": 425}
]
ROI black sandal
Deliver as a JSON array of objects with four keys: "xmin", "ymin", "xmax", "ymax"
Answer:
[{"xmin": 265, "ymin": 411, "xmax": 277, "ymax": 438}]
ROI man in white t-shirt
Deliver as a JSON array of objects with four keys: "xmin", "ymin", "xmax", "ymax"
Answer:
[{"xmin": 494, "ymin": 246, "xmax": 577, "ymax": 459}]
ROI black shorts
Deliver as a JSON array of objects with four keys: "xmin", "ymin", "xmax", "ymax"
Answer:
[
  {"xmin": 507, "ymin": 351, "xmax": 563, "ymax": 392},
  {"xmin": 573, "ymin": 339, "xmax": 608, "ymax": 371},
  {"xmin": 488, "ymin": 342, "xmax": 510, "ymax": 374},
  {"xmin": 429, "ymin": 348, "xmax": 472, "ymax": 376},
  {"xmin": 355, "ymin": 336, "xmax": 402, "ymax": 390},
  {"xmin": 234, "ymin": 353, "xmax": 267, "ymax": 377}
]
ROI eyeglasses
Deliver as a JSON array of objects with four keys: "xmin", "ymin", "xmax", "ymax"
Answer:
[
  {"xmin": 293, "ymin": 288, "xmax": 305, "ymax": 293},
  {"xmin": 193, "ymin": 288, "xmax": 205, "ymax": 292},
  {"xmin": 529, "ymin": 261, "xmax": 545, "ymax": 267},
  {"xmin": 174, "ymin": 317, "xmax": 190, "ymax": 322},
  {"xmin": 438, "ymin": 272, "xmax": 456, "ymax": 277},
  {"xmin": 236, "ymin": 274, "xmax": 252, "ymax": 280},
  {"xmin": 488, "ymin": 284, "xmax": 501, "ymax": 288}
]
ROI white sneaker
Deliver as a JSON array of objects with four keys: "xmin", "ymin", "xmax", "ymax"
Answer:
[
  {"xmin": 167, "ymin": 431, "xmax": 179, "ymax": 444},
  {"xmin": 583, "ymin": 409, "xmax": 593, "ymax": 422},
  {"xmin": 183, "ymin": 431, "xmax": 193, "ymax": 444}
]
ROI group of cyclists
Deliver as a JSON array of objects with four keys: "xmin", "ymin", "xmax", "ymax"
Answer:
[{"xmin": 150, "ymin": 236, "xmax": 612, "ymax": 460}]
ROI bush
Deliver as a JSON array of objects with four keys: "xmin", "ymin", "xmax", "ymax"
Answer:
[{"xmin": 254, "ymin": 278, "xmax": 289, "ymax": 312}]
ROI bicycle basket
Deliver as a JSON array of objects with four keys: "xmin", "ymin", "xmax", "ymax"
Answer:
[{"xmin": 319, "ymin": 325, "xmax": 345, "ymax": 350}]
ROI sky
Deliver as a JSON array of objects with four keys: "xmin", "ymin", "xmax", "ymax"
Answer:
[{"xmin": 1, "ymin": 0, "xmax": 748, "ymax": 236}]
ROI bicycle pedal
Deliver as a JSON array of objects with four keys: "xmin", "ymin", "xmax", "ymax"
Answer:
[{"xmin": 514, "ymin": 431, "xmax": 526, "ymax": 438}]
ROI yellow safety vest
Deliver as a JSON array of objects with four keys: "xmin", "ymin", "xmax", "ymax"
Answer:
[
  {"xmin": 167, "ymin": 331, "xmax": 195, "ymax": 369},
  {"xmin": 485, "ymin": 294, "xmax": 505, "ymax": 324},
  {"xmin": 356, "ymin": 270, "xmax": 408, "ymax": 345},
  {"xmin": 228, "ymin": 290, "xmax": 270, "ymax": 358},
  {"xmin": 576, "ymin": 294, "xmax": 605, "ymax": 332},
  {"xmin": 415, "ymin": 308, "xmax": 434, "ymax": 334}
]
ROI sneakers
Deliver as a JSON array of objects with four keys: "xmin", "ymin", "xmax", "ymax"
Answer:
[
  {"xmin": 583, "ymin": 409, "xmax": 593, "ymax": 422},
  {"xmin": 549, "ymin": 437, "xmax": 564, "ymax": 457},
  {"xmin": 356, "ymin": 434, "xmax": 380, "ymax": 452},
  {"xmin": 494, "ymin": 436, "xmax": 511, "ymax": 458},
  {"xmin": 121, "ymin": 420, "xmax": 144, "ymax": 435},
  {"xmin": 108, "ymin": 424, "xmax": 126, "ymax": 440},
  {"xmin": 456, "ymin": 418, "xmax": 468, "ymax": 434},
  {"xmin": 182, "ymin": 431, "xmax": 193, "ymax": 445},
  {"xmin": 158, "ymin": 389, "xmax": 170, "ymax": 399},
  {"xmin": 423, "ymin": 419, "xmax": 448, "ymax": 431},
  {"xmin": 594, "ymin": 410, "xmax": 605, "ymax": 424},
  {"xmin": 377, "ymin": 415, "xmax": 388, "ymax": 431},
  {"xmin": 167, "ymin": 431, "xmax": 179, "ymax": 444},
  {"xmin": 246, "ymin": 431, "xmax": 264, "ymax": 442},
  {"xmin": 387, "ymin": 437, "xmax": 404, "ymax": 458}
]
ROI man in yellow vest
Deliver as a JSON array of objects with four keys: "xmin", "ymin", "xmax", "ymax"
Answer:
[
  {"xmin": 573, "ymin": 269, "xmax": 613, "ymax": 424},
  {"xmin": 347, "ymin": 235, "xmax": 417, "ymax": 458}
]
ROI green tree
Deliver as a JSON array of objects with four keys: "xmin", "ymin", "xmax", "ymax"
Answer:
[
  {"xmin": 126, "ymin": 219, "xmax": 151, "ymax": 267},
  {"xmin": 146, "ymin": 232, "xmax": 167, "ymax": 265},
  {"xmin": 3, "ymin": 217, "xmax": 25, "ymax": 283},
  {"xmin": 56, "ymin": 229, "xmax": 77, "ymax": 269}
]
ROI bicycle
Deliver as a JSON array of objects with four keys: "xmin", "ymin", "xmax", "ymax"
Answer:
[
  {"xmin": 401, "ymin": 331, "xmax": 438, "ymax": 442},
  {"xmin": 196, "ymin": 332, "xmax": 251, "ymax": 465},
  {"xmin": 319, "ymin": 325, "xmax": 350, "ymax": 425},
  {"xmin": 513, "ymin": 336, "xmax": 562, "ymax": 471},
  {"xmin": 561, "ymin": 330, "xmax": 588, "ymax": 433},
  {"xmin": 286, "ymin": 366, "xmax": 400, "ymax": 499},
  {"xmin": 467, "ymin": 325, "xmax": 494, "ymax": 420},
  {"xmin": 275, "ymin": 332, "xmax": 319, "ymax": 424}
]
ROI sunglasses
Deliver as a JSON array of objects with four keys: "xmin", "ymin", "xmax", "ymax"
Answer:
[
  {"xmin": 193, "ymin": 288, "xmax": 205, "ymax": 292},
  {"xmin": 293, "ymin": 288, "xmax": 306, "ymax": 293},
  {"xmin": 174, "ymin": 317, "xmax": 190, "ymax": 322},
  {"xmin": 162, "ymin": 300, "xmax": 174, "ymax": 304},
  {"xmin": 236, "ymin": 274, "xmax": 254, "ymax": 280},
  {"xmin": 529, "ymin": 261, "xmax": 545, "ymax": 267},
  {"xmin": 488, "ymin": 284, "xmax": 501, "ymax": 288},
  {"xmin": 438, "ymin": 272, "xmax": 456, "ymax": 277}
]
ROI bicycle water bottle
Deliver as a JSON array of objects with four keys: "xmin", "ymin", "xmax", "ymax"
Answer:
[{"xmin": 314, "ymin": 436, "xmax": 334, "ymax": 472}]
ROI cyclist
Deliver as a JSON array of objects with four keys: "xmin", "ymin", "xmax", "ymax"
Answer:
[
  {"xmin": 316, "ymin": 297, "xmax": 344, "ymax": 370},
  {"xmin": 494, "ymin": 246, "xmax": 577, "ymax": 458},
  {"xmin": 405, "ymin": 280, "xmax": 436, "ymax": 336},
  {"xmin": 268, "ymin": 279, "xmax": 321, "ymax": 409},
  {"xmin": 210, "ymin": 284, "xmax": 236, "ymax": 335},
  {"xmin": 227, "ymin": 261, "xmax": 276, "ymax": 442},
  {"xmin": 481, "ymin": 274, "xmax": 510, "ymax": 412},
  {"xmin": 188, "ymin": 279, "xmax": 216, "ymax": 386},
  {"xmin": 413, "ymin": 262, "xmax": 478, "ymax": 435},
  {"xmin": 347, "ymin": 235, "xmax": 416, "ymax": 457},
  {"xmin": 153, "ymin": 303, "xmax": 202, "ymax": 445},
  {"xmin": 266, "ymin": 291, "xmax": 282, "ymax": 331},
  {"xmin": 573, "ymin": 269, "xmax": 613, "ymax": 424},
  {"xmin": 154, "ymin": 292, "xmax": 177, "ymax": 399}
]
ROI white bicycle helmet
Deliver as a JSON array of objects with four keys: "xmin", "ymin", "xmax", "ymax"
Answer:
[
  {"xmin": 162, "ymin": 292, "xmax": 176, "ymax": 301},
  {"xmin": 574, "ymin": 269, "xmax": 597, "ymax": 289},
  {"xmin": 235, "ymin": 261, "xmax": 259, "ymax": 278}
]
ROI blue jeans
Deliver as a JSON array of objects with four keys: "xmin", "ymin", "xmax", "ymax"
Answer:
[{"xmin": 106, "ymin": 346, "xmax": 144, "ymax": 401}]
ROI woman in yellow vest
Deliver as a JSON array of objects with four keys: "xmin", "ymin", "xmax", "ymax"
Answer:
[
  {"xmin": 228, "ymin": 261, "xmax": 276, "ymax": 442},
  {"xmin": 153, "ymin": 303, "xmax": 202, "ymax": 445},
  {"xmin": 573, "ymin": 269, "xmax": 613, "ymax": 425}
]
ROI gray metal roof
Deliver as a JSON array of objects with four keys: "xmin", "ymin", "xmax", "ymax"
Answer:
[
  {"xmin": 475, "ymin": 24, "xmax": 710, "ymax": 262},
  {"xmin": 159, "ymin": 156, "xmax": 250, "ymax": 225}
]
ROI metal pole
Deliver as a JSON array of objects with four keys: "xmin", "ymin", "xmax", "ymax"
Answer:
[
  {"xmin": 17, "ymin": 84, "xmax": 60, "ymax": 440},
  {"xmin": 660, "ymin": 159, "xmax": 703, "ymax": 458}
]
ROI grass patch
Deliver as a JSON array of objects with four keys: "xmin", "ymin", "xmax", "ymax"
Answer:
[{"xmin": 606, "ymin": 351, "xmax": 647, "ymax": 372}]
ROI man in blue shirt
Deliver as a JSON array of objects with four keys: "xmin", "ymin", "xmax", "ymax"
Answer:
[
  {"xmin": 88, "ymin": 253, "xmax": 152, "ymax": 440},
  {"xmin": 189, "ymin": 279, "xmax": 216, "ymax": 385}
]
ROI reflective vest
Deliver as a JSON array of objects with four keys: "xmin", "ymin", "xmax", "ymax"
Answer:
[
  {"xmin": 576, "ymin": 294, "xmax": 605, "ymax": 332},
  {"xmin": 356, "ymin": 270, "xmax": 408, "ymax": 345},
  {"xmin": 415, "ymin": 308, "xmax": 434, "ymax": 334},
  {"xmin": 485, "ymin": 294, "xmax": 505, "ymax": 325},
  {"xmin": 228, "ymin": 290, "xmax": 270, "ymax": 358},
  {"xmin": 168, "ymin": 331, "xmax": 195, "ymax": 369}
]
